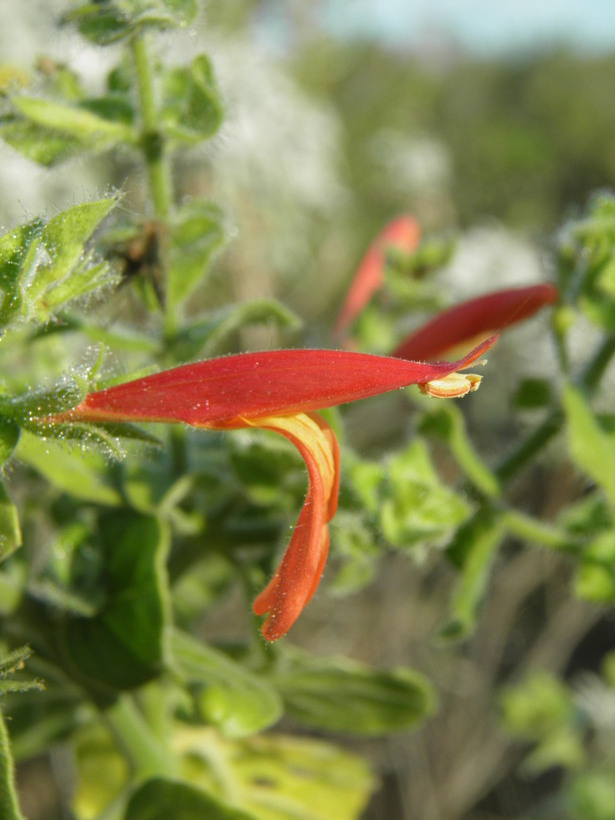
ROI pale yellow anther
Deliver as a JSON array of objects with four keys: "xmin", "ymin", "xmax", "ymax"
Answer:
[{"xmin": 420, "ymin": 372, "xmax": 483, "ymax": 399}]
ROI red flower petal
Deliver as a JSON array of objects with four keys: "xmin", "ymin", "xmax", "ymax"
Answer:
[
  {"xmin": 56, "ymin": 339, "xmax": 497, "ymax": 428},
  {"xmin": 335, "ymin": 215, "xmax": 420, "ymax": 337},
  {"xmin": 393, "ymin": 284, "xmax": 557, "ymax": 361}
]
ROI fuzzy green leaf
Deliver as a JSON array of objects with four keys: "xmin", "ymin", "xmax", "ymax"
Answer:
[
  {"xmin": 181, "ymin": 730, "xmax": 375, "ymax": 820},
  {"xmin": 25, "ymin": 199, "xmax": 118, "ymax": 318},
  {"xmin": 60, "ymin": 511, "xmax": 170, "ymax": 695},
  {"xmin": 272, "ymin": 649, "xmax": 435, "ymax": 735},
  {"xmin": 0, "ymin": 219, "xmax": 42, "ymax": 328},
  {"xmin": 16, "ymin": 431, "xmax": 122, "ymax": 506},
  {"xmin": 39, "ymin": 199, "xmax": 117, "ymax": 281},
  {"xmin": 440, "ymin": 513, "xmax": 504, "ymax": 641},
  {"xmin": 11, "ymin": 96, "xmax": 134, "ymax": 148},
  {"xmin": 574, "ymin": 531, "xmax": 615, "ymax": 603},
  {"xmin": 171, "ymin": 300, "xmax": 302, "ymax": 361},
  {"xmin": 161, "ymin": 55, "xmax": 223, "ymax": 144},
  {"xmin": 0, "ymin": 480, "xmax": 21, "ymax": 562},
  {"xmin": 9, "ymin": 377, "xmax": 85, "ymax": 423},
  {"xmin": 65, "ymin": 0, "xmax": 199, "ymax": 44},
  {"xmin": 125, "ymin": 778, "xmax": 258, "ymax": 820},
  {"xmin": 167, "ymin": 201, "xmax": 226, "ymax": 309},
  {"xmin": 564, "ymin": 384, "xmax": 615, "ymax": 505},
  {"xmin": 0, "ymin": 420, "xmax": 20, "ymax": 467},
  {"xmin": 0, "ymin": 118, "xmax": 84, "ymax": 166},
  {"xmin": 380, "ymin": 439, "xmax": 471, "ymax": 551},
  {"xmin": 170, "ymin": 630, "xmax": 282, "ymax": 738}
]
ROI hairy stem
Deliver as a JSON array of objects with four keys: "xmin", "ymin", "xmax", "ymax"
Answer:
[
  {"xmin": 0, "ymin": 711, "xmax": 26, "ymax": 820},
  {"xmin": 132, "ymin": 33, "xmax": 171, "ymax": 220}
]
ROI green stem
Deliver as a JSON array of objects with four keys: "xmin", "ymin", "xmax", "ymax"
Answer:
[
  {"xmin": 496, "ymin": 407, "xmax": 562, "ymax": 484},
  {"xmin": 500, "ymin": 508, "xmax": 580, "ymax": 553},
  {"xmin": 496, "ymin": 334, "xmax": 615, "ymax": 484},
  {"xmin": 105, "ymin": 694, "xmax": 178, "ymax": 779},
  {"xmin": 132, "ymin": 33, "xmax": 171, "ymax": 220},
  {"xmin": 131, "ymin": 32, "xmax": 179, "ymax": 339},
  {"xmin": 0, "ymin": 711, "xmax": 26, "ymax": 820},
  {"xmin": 579, "ymin": 334, "xmax": 615, "ymax": 393}
]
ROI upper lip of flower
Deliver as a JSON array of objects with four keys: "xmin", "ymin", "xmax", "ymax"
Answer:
[
  {"xmin": 52, "ymin": 343, "xmax": 495, "ymax": 428},
  {"xmin": 393, "ymin": 283, "xmax": 558, "ymax": 361},
  {"xmin": 44, "ymin": 338, "xmax": 495, "ymax": 641}
]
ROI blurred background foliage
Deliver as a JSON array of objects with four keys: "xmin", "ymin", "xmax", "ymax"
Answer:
[{"xmin": 1, "ymin": 1, "xmax": 615, "ymax": 820}]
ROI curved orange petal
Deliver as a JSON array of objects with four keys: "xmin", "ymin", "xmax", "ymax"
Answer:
[{"xmin": 249, "ymin": 412, "xmax": 339, "ymax": 641}]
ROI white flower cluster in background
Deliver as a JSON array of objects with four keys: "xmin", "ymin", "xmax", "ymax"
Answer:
[
  {"xmin": 190, "ymin": 33, "xmax": 347, "ymax": 287},
  {"xmin": 0, "ymin": 0, "xmax": 117, "ymax": 228}
]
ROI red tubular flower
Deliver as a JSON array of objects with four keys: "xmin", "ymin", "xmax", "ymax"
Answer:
[
  {"xmin": 334, "ymin": 215, "xmax": 420, "ymax": 337},
  {"xmin": 48, "ymin": 340, "xmax": 495, "ymax": 640},
  {"xmin": 393, "ymin": 283, "xmax": 558, "ymax": 362}
]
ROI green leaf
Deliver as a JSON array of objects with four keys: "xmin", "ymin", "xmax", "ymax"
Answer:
[
  {"xmin": 65, "ymin": 0, "xmax": 199, "ymax": 45},
  {"xmin": 567, "ymin": 195, "xmax": 615, "ymax": 331},
  {"xmin": 9, "ymin": 377, "xmax": 85, "ymax": 422},
  {"xmin": 167, "ymin": 201, "xmax": 226, "ymax": 309},
  {"xmin": 161, "ymin": 55, "xmax": 223, "ymax": 144},
  {"xmin": 16, "ymin": 431, "xmax": 122, "ymax": 506},
  {"xmin": 0, "ymin": 118, "xmax": 84, "ymax": 166},
  {"xmin": 570, "ymin": 772, "xmax": 615, "ymax": 820},
  {"xmin": 563, "ymin": 384, "xmax": 615, "ymax": 505},
  {"xmin": 80, "ymin": 94, "xmax": 135, "ymax": 127},
  {"xmin": 44, "ymin": 259, "xmax": 118, "ymax": 310},
  {"xmin": 272, "ymin": 649, "xmax": 435, "ymax": 735},
  {"xmin": 0, "ymin": 646, "xmax": 43, "ymax": 696},
  {"xmin": 513, "ymin": 377, "xmax": 553, "ymax": 410},
  {"xmin": 0, "ymin": 219, "xmax": 42, "ymax": 328},
  {"xmin": 420, "ymin": 403, "xmax": 500, "ymax": 498},
  {"xmin": 501, "ymin": 671, "xmax": 573, "ymax": 738},
  {"xmin": 60, "ymin": 511, "xmax": 170, "ymax": 694},
  {"xmin": 171, "ymin": 300, "xmax": 302, "ymax": 361},
  {"xmin": 170, "ymin": 630, "xmax": 282, "ymax": 738},
  {"xmin": 125, "ymin": 778, "xmax": 258, "ymax": 820},
  {"xmin": 26, "ymin": 199, "xmax": 118, "ymax": 319},
  {"xmin": 0, "ymin": 420, "xmax": 20, "ymax": 466},
  {"xmin": 11, "ymin": 96, "xmax": 135, "ymax": 148},
  {"xmin": 329, "ymin": 511, "xmax": 378, "ymax": 596},
  {"xmin": 121, "ymin": 454, "xmax": 193, "ymax": 516},
  {"xmin": 71, "ymin": 723, "xmax": 130, "ymax": 817},
  {"xmin": 558, "ymin": 492, "xmax": 613, "ymax": 538},
  {"xmin": 0, "ymin": 479, "xmax": 21, "ymax": 562},
  {"xmin": 379, "ymin": 439, "xmax": 471, "ymax": 551},
  {"xmin": 39, "ymin": 198, "xmax": 117, "ymax": 281},
  {"xmin": 183, "ymin": 729, "xmax": 375, "ymax": 820},
  {"xmin": 64, "ymin": 4, "xmax": 134, "ymax": 45},
  {"xmin": 500, "ymin": 672, "xmax": 584, "ymax": 774},
  {"xmin": 440, "ymin": 513, "xmax": 504, "ymax": 641},
  {"xmin": 574, "ymin": 531, "xmax": 615, "ymax": 603}
]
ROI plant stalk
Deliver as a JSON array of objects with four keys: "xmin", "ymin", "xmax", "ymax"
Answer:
[
  {"xmin": 105, "ymin": 694, "xmax": 178, "ymax": 779},
  {"xmin": 0, "ymin": 710, "xmax": 26, "ymax": 820},
  {"xmin": 496, "ymin": 334, "xmax": 615, "ymax": 483},
  {"xmin": 132, "ymin": 33, "xmax": 171, "ymax": 221}
]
